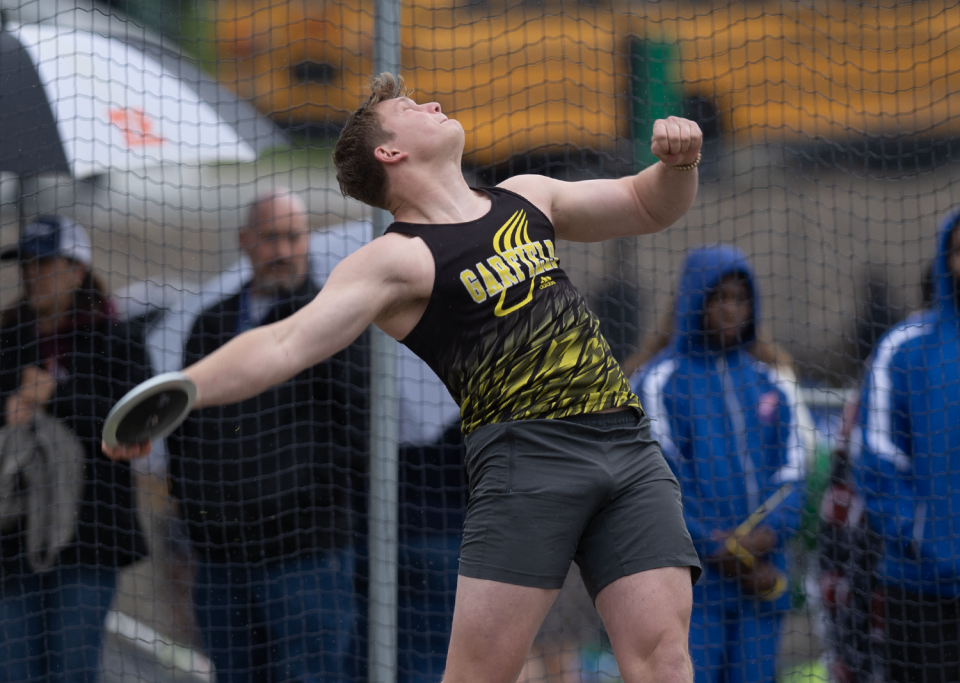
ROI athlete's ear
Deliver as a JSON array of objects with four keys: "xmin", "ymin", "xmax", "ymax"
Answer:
[{"xmin": 374, "ymin": 145, "xmax": 408, "ymax": 165}]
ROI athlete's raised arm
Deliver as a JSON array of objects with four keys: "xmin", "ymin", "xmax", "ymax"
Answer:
[
  {"xmin": 500, "ymin": 116, "xmax": 702, "ymax": 242},
  {"xmin": 103, "ymin": 232, "xmax": 433, "ymax": 460}
]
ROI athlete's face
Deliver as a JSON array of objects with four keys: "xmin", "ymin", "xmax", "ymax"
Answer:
[
  {"xmin": 704, "ymin": 274, "xmax": 753, "ymax": 349},
  {"xmin": 375, "ymin": 97, "xmax": 464, "ymax": 164}
]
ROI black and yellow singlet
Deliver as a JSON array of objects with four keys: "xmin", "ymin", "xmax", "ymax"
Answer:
[{"xmin": 386, "ymin": 186, "xmax": 641, "ymax": 434}]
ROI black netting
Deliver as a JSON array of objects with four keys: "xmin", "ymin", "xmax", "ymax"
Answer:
[{"xmin": 0, "ymin": 1, "xmax": 955, "ymax": 682}]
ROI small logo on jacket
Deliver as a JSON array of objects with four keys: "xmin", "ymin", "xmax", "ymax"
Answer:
[{"xmin": 757, "ymin": 390, "xmax": 780, "ymax": 423}]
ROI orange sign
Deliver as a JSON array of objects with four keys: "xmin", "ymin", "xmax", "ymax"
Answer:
[{"xmin": 108, "ymin": 108, "xmax": 166, "ymax": 148}]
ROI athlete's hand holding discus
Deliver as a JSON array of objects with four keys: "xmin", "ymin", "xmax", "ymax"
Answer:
[
  {"xmin": 102, "ymin": 98, "xmax": 702, "ymax": 461},
  {"xmin": 105, "ymin": 440, "xmax": 153, "ymax": 461}
]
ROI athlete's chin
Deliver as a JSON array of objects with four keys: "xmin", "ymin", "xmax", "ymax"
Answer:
[{"xmin": 435, "ymin": 127, "xmax": 466, "ymax": 160}]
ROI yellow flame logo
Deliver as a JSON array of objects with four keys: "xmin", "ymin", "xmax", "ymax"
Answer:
[{"xmin": 492, "ymin": 210, "xmax": 536, "ymax": 317}]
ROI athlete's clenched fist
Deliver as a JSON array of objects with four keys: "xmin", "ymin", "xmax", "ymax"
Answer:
[{"xmin": 650, "ymin": 116, "xmax": 703, "ymax": 167}]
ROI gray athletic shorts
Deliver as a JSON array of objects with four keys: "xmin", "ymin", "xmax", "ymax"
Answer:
[{"xmin": 459, "ymin": 409, "xmax": 702, "ymax": 600}]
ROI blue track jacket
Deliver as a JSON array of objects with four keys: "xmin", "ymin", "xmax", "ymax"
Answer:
[
  {"xmin": 632, "ymin": 245, "xmax": 805, "ymax": 611},
  {"xmin": 857, "ymin": 211, "xmax": 960, "ymax": 598}
]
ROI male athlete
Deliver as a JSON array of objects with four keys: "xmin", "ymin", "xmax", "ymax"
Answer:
[{"xmin": 106, "ymin": 73, "xmax": 704, "ymax": 683}]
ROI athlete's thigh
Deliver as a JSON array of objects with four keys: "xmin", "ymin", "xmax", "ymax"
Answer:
[
  {"xmin": 443, "ymin": 575, "xmax": 559, "ymax": 683},
  {"xmin": 594, "ymin": 566, "xmax": 693, "ymax": 682}
]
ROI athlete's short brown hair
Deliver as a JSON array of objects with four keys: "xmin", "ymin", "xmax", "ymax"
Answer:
[{"xmin": 333, "ymin": 73, "xmax": 409, "ymax": 210}]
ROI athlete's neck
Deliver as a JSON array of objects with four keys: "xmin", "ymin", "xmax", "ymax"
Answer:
[{"xmin": 388, "ymin": 167, "xmax": 490, "ymax": 225}]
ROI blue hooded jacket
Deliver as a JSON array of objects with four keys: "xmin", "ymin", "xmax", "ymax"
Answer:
[
  {"xmin": 856, "ymin": 210, "xmax": 960, "ymax": 598},
  {"xmin": 631, "ymin": 245, "xmax": 806, "ymax": 611}
]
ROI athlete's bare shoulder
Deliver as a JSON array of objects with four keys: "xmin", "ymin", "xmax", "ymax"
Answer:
[
  {"xmin": 496, "ymin": 175, "xmax": 558, "ymax": 223},
  {"xmin": 355, "ymin": 231, "xmax": 434, "ymax": 287}
]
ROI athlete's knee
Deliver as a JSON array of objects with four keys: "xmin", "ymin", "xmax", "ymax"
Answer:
[
  {"xmin": 619, "ymin": 623, "xmax": 692, "ymax": 683},
  {"xmin": 648, "ymin": 637, "xmax": 694, "ymax": 683}
]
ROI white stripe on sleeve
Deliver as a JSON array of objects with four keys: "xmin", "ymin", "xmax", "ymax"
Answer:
[
  {"xmin": 865, "ymin": 323, "xmax": 926, "ymax": 473},
  {"xmin": 766, "ymin": 366, "xmax": 807, "ymax": 484}
]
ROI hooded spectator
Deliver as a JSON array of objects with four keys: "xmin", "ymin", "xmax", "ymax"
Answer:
[
  {"xmin": 632, "ymin": 244, "xmax": 806, "ymax": 683},
  {"xmin": 856, "ymin": 210, "xmax": 960, "ymax": 683}
]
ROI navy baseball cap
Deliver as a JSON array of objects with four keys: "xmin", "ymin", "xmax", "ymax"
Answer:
[{"xmin": 0, "ymin": 215, "xmax": 92, "ymax": 266}]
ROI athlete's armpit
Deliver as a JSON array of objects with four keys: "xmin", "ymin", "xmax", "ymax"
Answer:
[{"xmin": 348, "ymin": 232, "xmax": 436, "ymax": 340}]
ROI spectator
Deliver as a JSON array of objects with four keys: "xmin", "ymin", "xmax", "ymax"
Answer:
[
  {"xmin": 0, "ymin": 215, "xmax": 149, "ymax": 683},
  {"xmin": 632, "ymin": 244, "xmax": 805, "ymax": 683},
  {"xmin": 165, "ymin": 189, "xmax": 369, "ymax": 683},
  {"xmin": 818, "ymin": 258, "xmax": 939, "ymax": 683},
  {"xmin": 856, "ymin": 210, "xmax": 960, "ymax": 683}
]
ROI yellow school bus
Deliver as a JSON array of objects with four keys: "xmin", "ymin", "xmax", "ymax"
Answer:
[{"xmin": 213, "ymin": 0, "xmax": 960, "ymax": 167}]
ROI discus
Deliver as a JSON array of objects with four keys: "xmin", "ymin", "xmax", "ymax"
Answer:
[{"xmin": 102, "ymin": 372, "xmax": 197, "ymax": 448}]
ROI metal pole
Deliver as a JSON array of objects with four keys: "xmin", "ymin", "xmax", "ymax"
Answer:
[
  {"xmin": 368, "ymin": 317, "xmax": 400, "ymax": 683},
  {"xmin": 368, "ymin": 2, "xmax": 402, "ymax": 681}
]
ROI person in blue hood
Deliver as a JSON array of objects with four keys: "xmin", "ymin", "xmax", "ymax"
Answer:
[
  {"xmin": 632, "ymin": 244, "xmax": 806, "ymax": 683},
  {"xmin": 856, "ymin": 211, "xmax": 960, "ymax": 683}
]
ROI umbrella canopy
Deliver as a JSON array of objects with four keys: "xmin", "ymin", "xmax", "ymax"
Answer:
[{"xmin": 0, "ymin": 21, "xmax": 286, "ymax": 177}]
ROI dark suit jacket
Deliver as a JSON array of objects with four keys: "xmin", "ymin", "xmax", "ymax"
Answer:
[{"xmin": 167, "ymin": 277, "xmax": 369, "ymax": 563}]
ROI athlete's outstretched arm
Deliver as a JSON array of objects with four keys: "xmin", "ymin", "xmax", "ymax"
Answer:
[
  {"xmin": 500, "ymin": 117, "xmax": 702, "ymax": 242},
  {"xmin": 103, "ymin": 233, "xmax": 432, "ymax": 460},
  {"xmin": 185, "ymin": 274, "xmax": 369, "ymax": 410}
]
